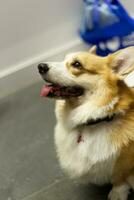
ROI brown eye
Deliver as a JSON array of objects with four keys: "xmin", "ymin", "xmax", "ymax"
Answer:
[{"xmin": 72, "ymin": 61, "xmax": 82, "ymax": 69}]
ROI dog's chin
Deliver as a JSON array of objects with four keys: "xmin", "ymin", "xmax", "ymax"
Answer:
[{"xmin": 40, "ymin": 81, "xmax": 84, "ymax": 99}]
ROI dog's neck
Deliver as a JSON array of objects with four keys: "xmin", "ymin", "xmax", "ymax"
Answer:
[
  {"xmin": 65, "ymin": 96, "xmax": 119, "ymax": 130},
  {"xmin": 63, "ymin": 81, "xmax": 133, "ymax": 130}
]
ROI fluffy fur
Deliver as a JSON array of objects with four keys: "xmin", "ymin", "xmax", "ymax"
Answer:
[{"xmin": 40, "ymin": 46, "xmax": 134, "ymax": 200}]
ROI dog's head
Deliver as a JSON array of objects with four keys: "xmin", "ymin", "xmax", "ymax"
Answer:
[{"xmin": 38, "ymin": 46, "xmax": 134, "ymax": 100}]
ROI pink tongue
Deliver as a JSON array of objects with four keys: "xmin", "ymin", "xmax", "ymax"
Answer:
[{"xmin": 40, "ymin": 85, "xmax": 52, "ymax": 97}]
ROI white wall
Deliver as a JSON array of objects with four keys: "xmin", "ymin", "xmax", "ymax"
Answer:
[
  {"xmin": 121, "ymin": 0, "xmax": 133, "ymax": 13},
  {"xmin": 0, "ymin": 0, "xmax": 83, "ymax": 75},
  {"xmin": 0, "ymin": 0, "xmax": 133, "ymax": 86},
  {"xmin": 0, "ymin": 0, "xmax": 133, "ymax": 76}
]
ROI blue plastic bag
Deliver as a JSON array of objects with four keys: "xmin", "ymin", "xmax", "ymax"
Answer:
[{"xmin": 80, "ymin": 0, "xmax": 134, "ymax": 56}]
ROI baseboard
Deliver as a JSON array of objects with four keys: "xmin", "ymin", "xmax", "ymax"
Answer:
[{"xmin": 0, "ymin": 38, "xmax": 89, "ymax": 99}]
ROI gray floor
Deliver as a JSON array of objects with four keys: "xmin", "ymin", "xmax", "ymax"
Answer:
[{"xmin": 0, "ymin": 82, "xmax": 134, "ymax": 200}]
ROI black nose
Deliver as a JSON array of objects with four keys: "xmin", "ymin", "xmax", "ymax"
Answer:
[{"xmin": 38, "ymin": 63, "xmax": 49, "ymax": 74}]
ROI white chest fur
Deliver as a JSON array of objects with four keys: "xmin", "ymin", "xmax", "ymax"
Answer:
[{"xmin": 55, "ymin": 122, "xmax": 119, "ymax": 185}]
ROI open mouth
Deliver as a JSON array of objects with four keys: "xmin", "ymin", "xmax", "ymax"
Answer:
[{"xmin": 40, "ymin": 83, "xmax": 84, "ymax": 98}]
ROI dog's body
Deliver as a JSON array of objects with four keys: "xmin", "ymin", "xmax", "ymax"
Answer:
[
  {"xmin": 55, "ymin": 100, "xmax": 118, "ymax": 185},
  {"xmin": 38, "ymin": 46, "xmax": 134, "ymax": 200}
]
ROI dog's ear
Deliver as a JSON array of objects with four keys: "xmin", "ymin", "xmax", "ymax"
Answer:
[
  {"xmin": 89, "ymin": 46, "xmax": 97, "ymax": 54},
  {"xmin": 109, "ymin": 47, "xmax": 134, "ymax": 78}
]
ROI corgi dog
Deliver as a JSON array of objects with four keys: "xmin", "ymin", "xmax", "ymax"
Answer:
[{"xmin": 38, "ymin": 46, "xmax": 134, "ymax": 200}]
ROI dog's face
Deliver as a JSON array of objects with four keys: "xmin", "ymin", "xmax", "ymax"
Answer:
[{"xmin": 38, "ymin": 46, "xmax": 134, "ymax": 99}]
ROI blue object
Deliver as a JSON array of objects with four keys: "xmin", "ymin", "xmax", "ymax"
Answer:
[{"xmin": 80, "ymin": 0, "xmax": 134, "ymax": 56}]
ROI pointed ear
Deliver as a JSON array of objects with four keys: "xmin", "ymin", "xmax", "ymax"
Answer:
[
  {"xmin": 109, "ymin": 47, "xmax": 134, "ymax": 79},
  {"xmin": 89, "ymin": 46, "xmax": 97, "ymax": 54}
]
